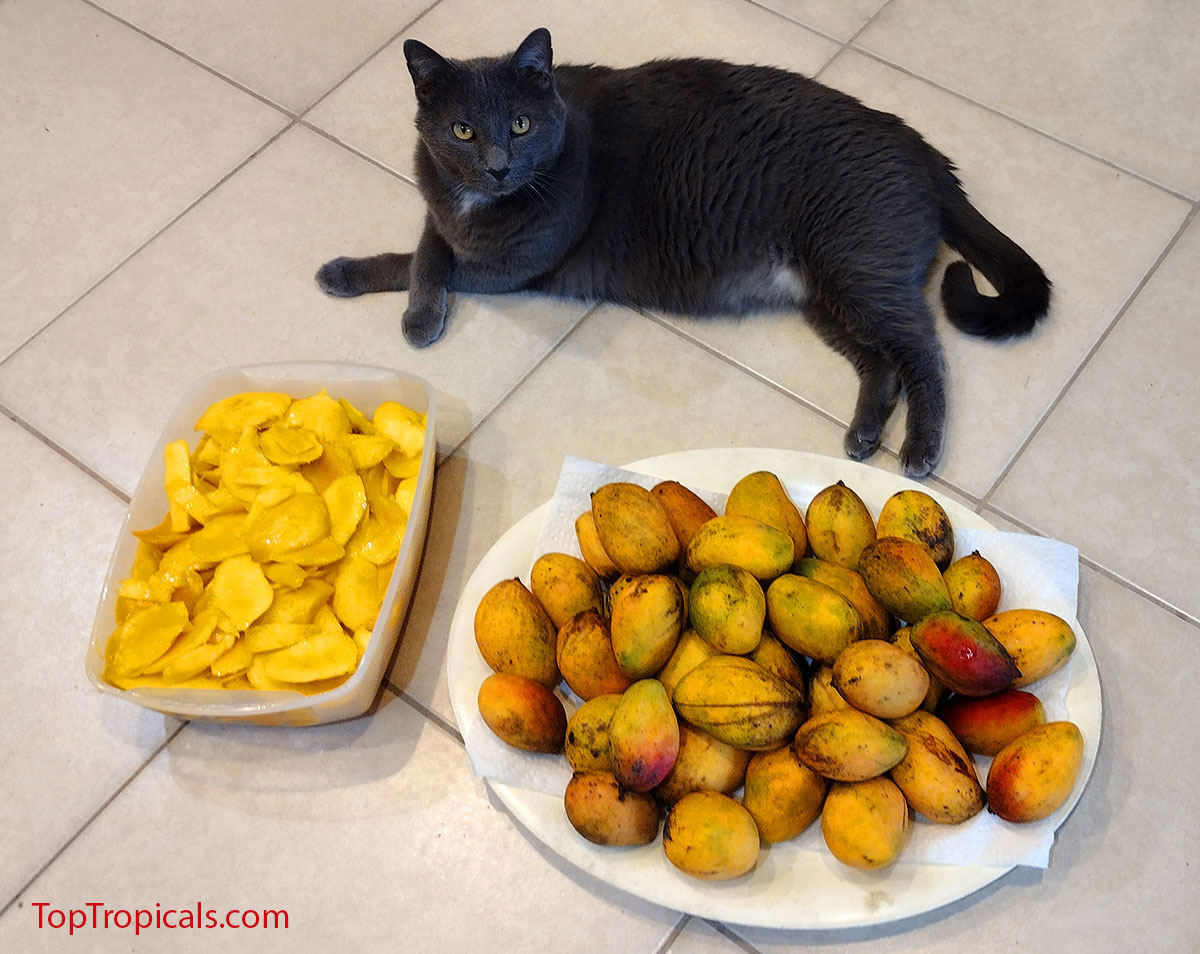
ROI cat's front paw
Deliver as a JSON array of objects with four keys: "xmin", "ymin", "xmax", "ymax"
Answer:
[
  {"xmin": 899, "ymin": 433, "xmax": 943, "ymax": 480},
  {"xmin": 402, "ymin": 301, "xmax": 447, "ymax": 348},
  {"xmin": 844, "ymin": 424, "xmax": 882, "ymax": 462},
  {"xmin": 315, "ymin": 257, "xmax": 364, "ymax": 298}
]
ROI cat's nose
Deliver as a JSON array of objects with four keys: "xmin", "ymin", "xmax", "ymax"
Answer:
[{"xmin": 487, "ymin": 166, "xmax": 510, "ymax": 182}]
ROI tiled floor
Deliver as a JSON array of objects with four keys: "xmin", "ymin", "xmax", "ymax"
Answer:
[{"xmin": 2, "ymin": 0, "xmax": 1197, "ymax": 950}]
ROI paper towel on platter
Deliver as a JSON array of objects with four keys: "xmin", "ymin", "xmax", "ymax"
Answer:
[{"xmin": 461, "ymin": 455, "xmax": 1083, "ymax": 869}]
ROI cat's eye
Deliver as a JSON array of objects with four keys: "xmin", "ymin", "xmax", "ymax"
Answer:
[
  {"xmin": 452, "ymin": 122, "xmax": 475, "ymax": 141},
  {"xmin": 510, "ymin": 115, "xmax": 531, "ymax": 136}
]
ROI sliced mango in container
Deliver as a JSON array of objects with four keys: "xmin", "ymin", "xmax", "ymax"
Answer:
[
  {"xmin": 285, "ymin": 389, "xmax": 351, "ymax": 443},
  {"xmin": 244, "ymin": 493, "xmax": 330, "ymax": 561},
  {"xmin": 373, "ymin": 402, "xmax": 425, "ymax": 458},
  {"xmin": 332, "ymin": 555, "xmax": 382, "ymax": 632},
  {"xmin": 324, "ymin": 475, "xmax": 367, "ymax": 546},
  {"xmin": 195, "ymin": 392, "xmax": 291, "ymax": 447},
  {"xmin": 210, "ymin": 554, "xmax": 274, "ymax": 630},
  {"xmin": 244, "ymin": 622, "xmax": 321, "ymax": 654},
  {"xmin": 210, "ymin": 639, "xmax": 254, "ymax": 679},
  {"xmin": 259, "ymin": 631, "xmax": 359, "ymax": 683},
  {"xmin": 105, "ymin": 601, "xmax": 190, "ymax": 679},
  {"xmin": 260, "ymin": 425, "xmax": 324, "ymax": 465}
]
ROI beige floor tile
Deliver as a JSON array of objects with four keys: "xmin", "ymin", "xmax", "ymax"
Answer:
[
  {"xmin": 0, "ymin": 126, "xmax": 589, "ymax": 496},
  {"xmin": 721, "ymin": 567, "xmax": 1199, "ymax": 953},
  {"xmin": 0, "ymin": 0, "xmax": 286, "ymax": 360},
  {"xmin": 0, "ymin": 417, "xmax": 180, "ymax": 905},
  {"xmin": 751, "ymin": 0, "xmax": 888, "ymax": 42},
  {"xmin": 306, "ymin": 0, "xmax": 840, "ymax": 178},
  {"xmin": 668, "ymin": 919, "xmax": 743, "ymax": 952},
  {"xmin": 991, "ymin": 214, "xmax": 1200, "ymax": 622},
  {"xmin": 857, "ymin": 0, "xmax": 1200, "ymax": 199},
  {"xmin": 92, "ymin": 0, "xmax": 432, "ymax": 113},
  {"xmin": 0, "ymin": 694, "xmax": 679, "ymax": 952},
  {"xmin": 389, "ymin": 305, "xmax": 876, "ymax": 725},
  {"xmin": 657, "ymin": 50, "xmax": 1189, "ymax": 497}
]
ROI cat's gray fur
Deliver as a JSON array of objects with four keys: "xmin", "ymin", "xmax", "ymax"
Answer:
[{"xmin": 317, "ymin": 28, "xmax": 1050, "ymax": 478}]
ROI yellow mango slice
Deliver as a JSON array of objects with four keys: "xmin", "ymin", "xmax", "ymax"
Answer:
[
  {"xmin": 161, "ymin": 633, "xmax": 235, "ymax": 684},
  {"xmin": 217, "ymin": 428, "xmax": 274, "ymax": 503},
  {"xmin": 274, "ymin": 537, "xmax": 345, "ymax": 567},
  {"xmin": 323, "ymin": 474, "xmax": 367, "ymax": 546},
  {"xmin": 394, "ymin": 476, "xmax": 419, "ymax": 515},
  {"xmin": 118, "ymin": 576, "xmax": 175, "ymax": 603},
  {"xmin": 130, "ymin": 540, "xmax": 162, "ymax": 581},
  {"xmin": 164, "ymin": 439, "xmax": 193, "ymax": 532},
  {"xmin": 259, "ymin": 425, "xmax": 324, "ymax": 465},
  {"xmin": 353, "ymin": 629, "xmax": 372, "ymax": 662},
  {"xmin": 188, "ymin": 514, "xmax": 249, "ymax": 564},
  {"xmin": 140, "ymin": 609, "xmax": 217, "ymax": 675},
  {"xmin": 132, "ymin": 515, "xmax": 191, "ymax": 548},
  {"xmin": 300, "ymin": 441, "xmax": 357, "ymax": 494},
  {"xmin": 220, "ymin": 674, "xmax": 255, "ymax": 690},
  {"xmin": 104, "ymin": 601, "xmax": 190, "ymax": 679},
  {"xmin": 259, "ymin": 580, "xmax": 334, "ymax": 625},
  {"xmin": 285, "ymin": 389, "xmax": 351, "ymax": 443},
  {"xmin": 243, "ymin": 492, "xmax": 330, "ymax": 561},
  {"xmin": 332, "ymin": 555, "xmax": 382, "ymax": 632},
  {"xmin": 244, "ymin": 656, "xmax": 350, "ymax": 693},
  {"xmin": 264, "ymin": 561, "xmax": 309, "ymax": 589},
  {"xmin": 373, "ymin": 402, "xmax": 426, "ymax": 458},
  {"xmin": 114, "ymin": 596, "xmax": 155, "ymax": 626},
  {"xmin": 312, "ymin": 603, "xmax": 344, "ymax": 636},
  {"xmin": 210, "ymin": 639, "xmax": 254, "ymax": 678},
  {"xmin": 195, "ymin": 392, "xmax": 291, "ymax": 447},
  {"xmin": 244, "ymin": 622, "xmax": 321, "ymax": 654},
  {"xmin": 210, "ymin": 554, "xmax": 274, "ymax": 630},
  {"xmin": 338, "ymin": 397, "xmax": 374, "ymax": 434},
  {"xmin": 340, "ymin": 434, "xmax": 394, "ymax": 469},
  {"xmin": 383, "ymin": 450, "xmax": 421, "ymax": 480},
  {"xmin": 259, "ymin": 631, "xmax": 359, "ymax": 683},
  {"xmin": 172, "ymin": 569, "xmax": 206, "ymax": 614}
]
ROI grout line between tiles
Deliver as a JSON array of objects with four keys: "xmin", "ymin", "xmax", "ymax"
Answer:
[
  {"xmin": 636, "ymin": 309, "xmax": 984, "ymax": 507},
  {"xmin": 0, "ymin": 401, "xmax": 132, "ymax": 503},
  {"xmin": 299, "ymin": 120, "xmax": 419, "ymax": 188},
  {"xmin": 978, "ymin": 201, "xmax": 1200, "ymax": 508},
  {"xmin": 982, "ymin": 504, "xmax": 1200, "ymax": 632},
  {"xmin": 0, "ymin": 720, "xmax": 189, "ymax": 918},
  {"xmin": 846, "ymin": 45, "xmax": 1197, "ymax": 205},
  {"xmin": 298, "ymin": 0, "xmax": 449, "ymax": 120},
  {"xmin": 76, "ymin": 0, "xmax": 298, "ymax": 118},
  {"xmin": 0, "ymin": 122, "xmax": 297, "ymax": 372},
  {"xmin": 653, "ymin": 914, "xmax": 692, "ymax": 954},
  {"xmin": 386, "ymin": 680, "xmax": 465, "ymax": 745},
  {"xmin": 441, "ymin": 304, "xmax": 602, "ymax": 461},
  {"xmin": 709, "ymin": 920, "xmax": 767, "ymax": 954}
]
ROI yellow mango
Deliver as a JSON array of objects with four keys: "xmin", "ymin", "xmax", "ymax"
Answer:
[
  {"xmin": 657, "ymin": 629, "xmax": 719, "ymax": 700},
  {"xmin": 742, "ymin": 745, "xmax": 828, "ymax": 844},
  {"xmin": 590, "ymin": 482, "xmax": 680, "ymax": 575},
  {"xmin": 875, "ymin": 489, "xmax": 956, "ymax": 570},
  {"xmin": 477, "ymin": 672, "xmax": 567, "ymax": 753},
  {"xmin": 663, "ymin": 790, "xmax": 760, "ymax": 880},
  {"xmin": 987, "ymin": 721, "xmax": 1085, "ymax": 823},
  {"xmin": 807, "ymin": 664, "xmax": 850, "ymax": 715},
  {"xmin": 673, "ymin": 655, "xmax": 805, "ymax": 751},
  {"xmin": 725, "ymin": 470, "xmax": 808, "ymax": 560},
  {"xmin": 654, "ymin": 723, "xmax": 753, "ymax": 804},
  {"xmin": 473, "ymin": 578, "xmax": 560, "ymax": 688},
  {"xmin": 573, "ymin": 511, "xmax": 621, "ymax": 581},
  {"xmin": 564, "ymin": 693, "xmax": 623, "ymax": 773},
  {"xmin": 766, "ymin": 574, "xmax": 863, "ymax": 664},
  {"xmin": 688, "ymin": 563, "xmax": 766, "ymax": 655},
  {"xmin": 892, "ymin": 626, "xmax": 945, "ymax": 712},
  {"xmin": 804, "ymin": 481, "xmax": 876, "ymax": 570},
  {"xmin": 793, "ymin": 557, "xmax": 893, "ymax": 641},
  {"xmin": 858, "ymin": 536, "xmax": 953, "ymax": 624},
  {"xmin": 608, "ymin": 679, "xmax": 680, "ymax": 792},
  {"xmin": 650, "ymin": 480, "xmax": 718, "ymax": 550},
  {"xmin": 821, "ymin": 777, "xmax": 909, "ymax": 870},
  {"xmin": 889, "ymin": 710, "xmax": 985, "ymax": 824},
  {"xmin": 564, "ymin": 771, "xmax": 660, "ymax": 847},
  {"xmin": 832, "ymin": 638, "xmax": 929, "ymax": 719},
  {"xmin": 530, "ymin": 552, "xmax": 604, "ymax": 630},
  {"xmin": 748, "ymin": 632, "xmax": 808, "ymax": 697},
  {"xmin": 793, "ymin": 708, "xmax": 907, "ymax": 781},
  {"xmin": 983, "ymin": 609, "xmax": 1077, "ymax": 688},
  {"xmin": 684, "ymin": 514, "xmax": 794, "ymax": 581},
  {"xmin": 943, "ymin": 550, "xmax": 1003, "ymax": 620},
  {"xmin": 556, "ymin": 609, "xmax": 632, "ymax": 701},
  {"xmin": 609, "ymin": 573, "xmax": 684, "ymax": 679}
]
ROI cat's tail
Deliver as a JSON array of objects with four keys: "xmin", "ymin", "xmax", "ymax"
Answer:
[{"xmin": 937, "ymin": 189, "xmax": 1051, "ymax": 340}]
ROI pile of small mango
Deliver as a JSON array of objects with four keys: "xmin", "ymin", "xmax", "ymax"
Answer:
[
  {"xmin": 474, "ymin": 472, "xmax": 1084, "ymax": 879},
  {"xmin": 103, "ymin": 389, "xmax": 426, "ymax": 693}
]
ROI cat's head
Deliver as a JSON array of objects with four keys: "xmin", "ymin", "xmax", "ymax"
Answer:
[{"xmin": 403, "ymin": 28, "xmax": 567, "ymax": 199}]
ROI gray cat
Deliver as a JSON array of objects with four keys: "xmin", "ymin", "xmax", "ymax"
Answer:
[{"xmin": 316, "ymin": 28, "xmax": 1050, "ymax": 478}]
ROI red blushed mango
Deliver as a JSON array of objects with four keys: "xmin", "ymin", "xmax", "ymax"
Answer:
[
  {"xmin": 477, "ymin": 673, "xmax": 568, "ymax": 753},
  {"xmin": 609, "ymin": 679, "xmax": 680, "ymax": 792},
  {"xmin": 987, "ymin": 721, "xmax": 1085, "ymax": 823},
  {"xmin": 910, "ymin": 610, "xmax": 1020, "ymax": 696},
  {"xmin": 938, "ymin": 689, "xmax": 1046, "ymax": 757}
]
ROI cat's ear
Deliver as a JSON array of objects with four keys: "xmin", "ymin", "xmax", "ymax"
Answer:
[
  {"xmin": 404, "ymin": 39, "xmax": 453, "ymax": 99},
  {"xmin": 509, "ymin": 28, "xmax": 554, "ymax": 87}
]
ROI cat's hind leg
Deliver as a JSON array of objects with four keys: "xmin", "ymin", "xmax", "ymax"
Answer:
[{"xmin": 315, "ymin": 253, "xmax": 412, "ymax": 297}]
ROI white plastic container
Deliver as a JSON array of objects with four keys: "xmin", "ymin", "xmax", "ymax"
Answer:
[{"xmin": 85, "ymin": 362, "xmax": 437, "ymax": 725}]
